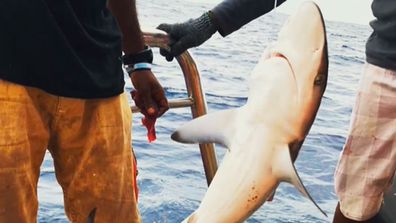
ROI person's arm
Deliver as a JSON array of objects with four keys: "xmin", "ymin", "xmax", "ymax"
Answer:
[
  {"xmin": 108, "ymin": 0, "xmax": 144, "ymax": 54},
  {"xmin": 211, "ymin": 0, "xmax": 287, "ymax": 36},
  {"xmin": 108, "ymin": 0, "xmax": 168, "ymax": 117},
  {"xmin": 157, "ymin": 0, "xmax": 287, "ymax": 61}
]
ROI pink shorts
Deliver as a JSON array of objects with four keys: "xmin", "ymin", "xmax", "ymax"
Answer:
[{"xmin": 334, "ymin": 63, "xmax": 396, "ymax": 221}]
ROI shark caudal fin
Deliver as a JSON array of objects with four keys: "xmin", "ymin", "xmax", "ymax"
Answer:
[
  {"xmin": 273, "ymin": 146, "xmax": 327, "ymax": 217},
  {"xmin": 171, "ymin": 109, "xmax": 238, "ymax": 147}
]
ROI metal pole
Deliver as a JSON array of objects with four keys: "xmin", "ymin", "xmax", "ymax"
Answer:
[
  {"xmin": 130, "ymin": 30, "xmax": 218, "ymax": 185},
  {"xmin": 176, "ymin": 52, "xmax": 218, "ymax": 185}
]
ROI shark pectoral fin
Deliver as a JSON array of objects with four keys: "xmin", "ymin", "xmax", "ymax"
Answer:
[
  {"xmin": 171, "ymin": 109, "xmax": 238, "ymax": 147},
  {"xmin": 273, "ymin": 146, "xmax": 327, "ymax": 217}
]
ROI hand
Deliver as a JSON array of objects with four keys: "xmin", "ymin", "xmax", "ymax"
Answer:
[
  {"xmin": 130, "ymin": 70, "xmax": 169, "ymax": 118},
  {"xmin": 157, "ymin": 12, "xmax": 217, "ymax": 61}
]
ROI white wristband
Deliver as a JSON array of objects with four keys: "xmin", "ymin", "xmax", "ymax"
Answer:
[
  {"xmin": 133, "ymin": 62, "xmax": 152, "ymax": 71},
  {"xmin": 126, "ymin": 62, "xmax": 152, "ymax": 75}
]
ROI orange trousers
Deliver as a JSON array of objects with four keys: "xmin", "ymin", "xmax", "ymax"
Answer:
[{"xmin": 0, "ymin": 79, "xmax": 140, "ymax": 223}]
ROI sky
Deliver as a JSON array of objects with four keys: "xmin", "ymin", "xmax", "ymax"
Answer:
[
  {"xmin": 199, "ymin": 0, "xmax": 375, "ymax": 25},
  {"xmin": 277, "ymin": 0, "xmax": 374, "ymax": 25}
]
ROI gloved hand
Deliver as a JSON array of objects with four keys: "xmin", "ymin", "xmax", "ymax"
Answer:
[{"xmin": 157, "ymin": 12, "xmax": 217, "ymax": 61}]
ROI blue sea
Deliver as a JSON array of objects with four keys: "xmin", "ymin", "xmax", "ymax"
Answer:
[{"xmin": 37, "ymin": 0, "xmax": 373, "ymax": 222}]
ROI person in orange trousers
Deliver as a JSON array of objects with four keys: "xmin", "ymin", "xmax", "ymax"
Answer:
[{"xmin": 0, "ymin": 0, "xmax": 168, "ymax": 222}]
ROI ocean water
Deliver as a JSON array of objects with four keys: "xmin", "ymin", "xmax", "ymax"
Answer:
[{"xmin": 37, "ymin": 0, "xmax": 373, "ymax": 222}]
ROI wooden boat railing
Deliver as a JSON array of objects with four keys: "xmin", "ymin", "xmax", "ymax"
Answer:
[{"xmin": 130, "ymin": 29, "xmax": 218, "ymax": 186}]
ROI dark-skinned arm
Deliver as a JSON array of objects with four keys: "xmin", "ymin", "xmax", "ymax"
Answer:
[
  {"xmin": 108, "ymin": 0, "xmax": 169, "ymax": 118},
  {"xmin": 157, "ymin": 0, "xmax": 287, "ymax": 61}
]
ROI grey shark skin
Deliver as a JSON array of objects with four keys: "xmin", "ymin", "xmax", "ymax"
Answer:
[{"xmin": 171, "ymin": 1, "xmax": 328, "ymax": 223}]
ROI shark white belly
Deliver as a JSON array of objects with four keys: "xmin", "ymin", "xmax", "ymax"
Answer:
[{"xmin": 172, "ymin": 1, "xmax": 329, "ymax": 222}]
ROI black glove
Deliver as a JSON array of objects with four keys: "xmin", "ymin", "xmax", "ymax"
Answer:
[{"xmin": 157, "ymin": 11, "xmax": 217, "ymax": 61}]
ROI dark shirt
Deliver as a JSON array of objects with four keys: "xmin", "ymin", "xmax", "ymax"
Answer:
[
  {"xmin": 0, "ymin": 0, "xmax": 124, "ymax": 99},
  {"xmin": 366, "ymin": 0, "xmax": 396, "ymax": 71},
  {"xmin": 211, "ymin": 0, "xmax": 396, "ymax": 71}
]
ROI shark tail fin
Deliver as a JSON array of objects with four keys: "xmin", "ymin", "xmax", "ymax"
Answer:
[{"xmin": 273, "ymin": 146, "xmax": 327, "ymax": 217}]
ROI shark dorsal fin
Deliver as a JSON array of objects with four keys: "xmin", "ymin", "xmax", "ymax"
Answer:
[
  {"xmin": 171, "ymin": 109, "xmax": 237, "ymax": 148},
  {"xmin": 273, "ymin": 145, "xmax": 327, "ymax": 217}
]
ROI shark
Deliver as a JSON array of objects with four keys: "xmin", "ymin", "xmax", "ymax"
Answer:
[{"xmin": 171, "ymin": 1, "xmax": 329, "ymax": 222}]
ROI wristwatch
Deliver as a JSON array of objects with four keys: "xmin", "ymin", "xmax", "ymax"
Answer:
[{"xmin": 122, "ymin": 45, "xmax": 153, "ymax": 66}]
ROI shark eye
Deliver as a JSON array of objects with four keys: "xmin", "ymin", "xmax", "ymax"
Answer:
[{"xmin": 314, "ymin": 74, "xmax": 325, "ymax": 85}]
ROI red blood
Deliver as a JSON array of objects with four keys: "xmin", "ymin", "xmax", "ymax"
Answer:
[{"xmin": 142, "ymin": 116, "xmax": 157, "ymax": 142}]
